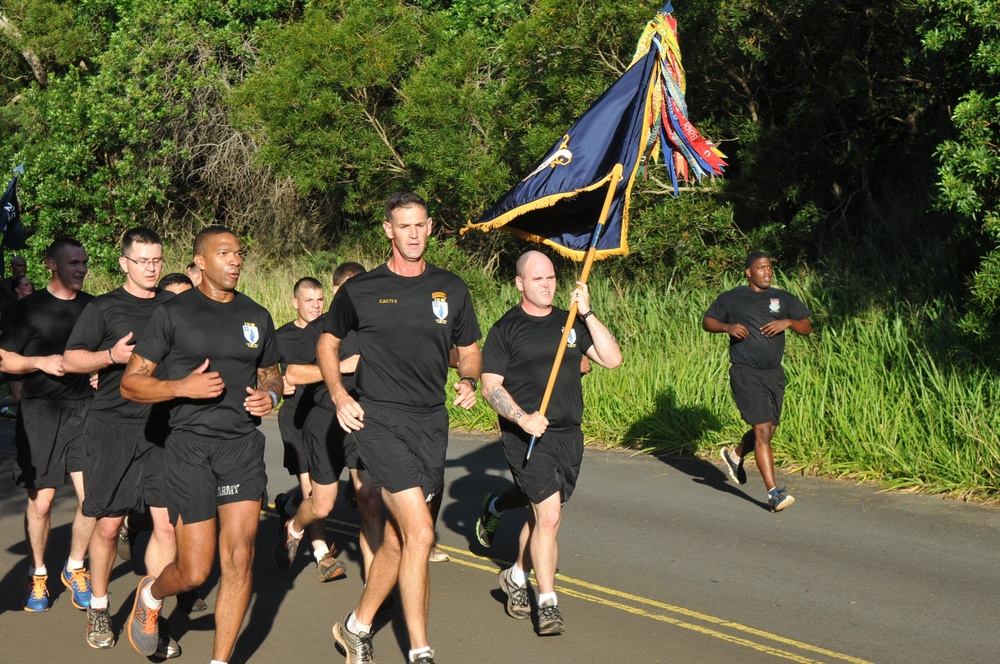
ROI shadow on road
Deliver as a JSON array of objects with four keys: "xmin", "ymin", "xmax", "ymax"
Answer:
[{"xmin": 624, "ymin": 389, "xmax": 767, "ymax": 510}]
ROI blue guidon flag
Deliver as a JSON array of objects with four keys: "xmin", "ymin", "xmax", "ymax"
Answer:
[
  {"xmin": 0, "ymin": 164, "xmax": 26, "ymax": 251},
  {"xmin": 462, "ymin": 3, "xmax": 725, "ymax": 261}
]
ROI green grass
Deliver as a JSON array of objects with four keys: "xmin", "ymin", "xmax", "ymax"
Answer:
[{"xmin": 82, "ymin": 246, "xmax": 1000, "ymax": 503}]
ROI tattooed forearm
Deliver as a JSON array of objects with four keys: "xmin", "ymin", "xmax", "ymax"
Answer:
[
  {"xmin": 485, "ymin": 385, "xmax": 525, "ymax": 423},
  {"xmin": 256, "ymin": 363, "xmax": 283, "ymax": 394}
]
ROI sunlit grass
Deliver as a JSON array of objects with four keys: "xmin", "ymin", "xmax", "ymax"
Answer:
[{"xmin": 83, "ymin": 245, "xmax": 1000, "ymax": 503}]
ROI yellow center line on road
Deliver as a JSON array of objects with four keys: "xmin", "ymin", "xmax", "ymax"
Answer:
[{"xmin": 302, "ymin": 515, "xmax": 876, "ymax": 664}]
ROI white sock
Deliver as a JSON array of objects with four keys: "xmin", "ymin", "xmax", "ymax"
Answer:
[
  {"xmin": 289, "ymin": 522, "xmax": 304, "ymax": 540},
  {"xmin": 488, "ymin": 497, "xmax": 502, "ymax": 516},
  {"xmin": 509, "ymin": 564, "xmax": 526, "ymax": 586},
  {"xmin": 66, "ymin": 557, "xmax": 85, "ymax": 571},
  {"xmin": 538, "ymin": 591, "xmax": 557, "ymax": 606},
  {"xmin": 347, "ymin": 612, "xmax": 371, "ymax": 635},
  {"xmin": 30, "ymin": 565, "xmax": 48, "ymax": 577},
  {"xmin": 409, "ymin": 646, "xmax": 432, "ymax": 661},
  {"xmin": 313, "ymin": 542, "xmax": 330, "ymax": 561},
  {"xmin": 210, "ymin": 660, "xmax": 227, "ymax": 664},
  {"xmin": 142, "ymin": 583, "xmax": 163, "ymax": 609},
  {"xmin": 90, "ymin": 595, "xmax": 109, "ymax": 610}
]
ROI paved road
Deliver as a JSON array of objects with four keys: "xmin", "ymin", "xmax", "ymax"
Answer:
[{"xmin": 0, "ymin": 416, "xmax": 997, "ymax": 663}]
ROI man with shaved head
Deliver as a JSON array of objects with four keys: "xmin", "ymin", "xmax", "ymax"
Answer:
[{"xmin": 480, "ymin": 250, "xmax": 622, "ymax": 636}]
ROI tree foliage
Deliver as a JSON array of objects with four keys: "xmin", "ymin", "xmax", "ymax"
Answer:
[{"xmin": 0, "ymin": 0, "xmax": 995, "ymax": 330}]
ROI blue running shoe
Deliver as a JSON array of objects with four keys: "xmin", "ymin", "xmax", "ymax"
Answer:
[
  {"xmin": 24, "ymin": 574, "xmax": 49, "ymax": 612},
  {"xmin": 61, "ymin": 564, "xmax": 92, "ymax": 609},
  {"xmin": 768, "ymin": 486, "xmax": 796, "ymax": 512}
]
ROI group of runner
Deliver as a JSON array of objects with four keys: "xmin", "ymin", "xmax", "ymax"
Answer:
[{"xmin": 4, "ymin": 190, "xmax": 808, "ymax": 664}]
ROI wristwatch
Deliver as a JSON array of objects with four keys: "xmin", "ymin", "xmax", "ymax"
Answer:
[
  {"xmin": 268, "ymin": 390, "xmax": 280, "ymax": 408},
  {"xmin": 460, "ymin": 377, "xmax": 478, "ymax": 391}
]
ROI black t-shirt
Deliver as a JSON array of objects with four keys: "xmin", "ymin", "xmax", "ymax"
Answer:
[
  {"xmin": 0, "ymin": 288, "xmax": 94, "ymax": 400},
  {"xmin": 0, "ymin": 276, "xmax": 17, "ymax": 310},
  {"xmin": 65, "ymin": 287, "xmax": 172, "ymax": 417},
  {"xmin": 133, "ymin": 288, "xmax": 280, "ymax": 439},
  {"xmin": 276, "ymin": 320, "xmax": 309, "ymax": 412},
  {"xmin": 704, "ymin": 285, "xmax": 811, "ymax": 369},
  {"xmin": 323, "ymin": 263, "xmax": 481, "ymax": 410},
  {"xmin": 482, "ymin": 305, "xmax": 593, "ymax": 433},
  {"xmin": 295, "ymin": 313, "xmax": 359, "ymax": 411}
]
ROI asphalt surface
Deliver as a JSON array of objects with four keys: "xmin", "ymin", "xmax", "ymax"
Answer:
[{"xmin": 0, "ymin": 415, "xmax": 997, "ymax": 663}]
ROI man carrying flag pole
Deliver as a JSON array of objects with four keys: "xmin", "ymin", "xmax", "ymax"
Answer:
[
  {"xmin": 480, "ymin": 250, "xmax": 621, "ymax": 635},
  {"xmin": 466, "ymin": 4, "xmax": 723, "ymax": 616}
]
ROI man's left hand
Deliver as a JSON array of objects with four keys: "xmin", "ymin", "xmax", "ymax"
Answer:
[
  {"xmin": 244, "ymin": 386, "xmax": 274, "ymax": 417},
  {"xmin": 453, "ymin": 379, "xmax": 477, "ymax": 410}
]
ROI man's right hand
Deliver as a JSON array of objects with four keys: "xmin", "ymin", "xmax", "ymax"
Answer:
[
  {"xmin": 37, "ymin": 354, "xmax": 65, "ymax": 376},
  {"xmin": 727, "ymin": 323, "xmax": 750, "ymax": 339},
  {"xmin": 520, "ymin": 411, "xmax": 549, "ymax": 438},
  {"xmin": 334, "ymin": 395, "xmax": 365, "ymax": 432},
  {"xmin": 179, "ymin": 359, "xmax": 225, "ymax": 399}
]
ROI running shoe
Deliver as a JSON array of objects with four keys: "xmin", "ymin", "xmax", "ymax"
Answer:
[
  {"xmin": 332, "ymin": 613, "xmax": 375, "ymax": 664},
  {"xmin": 23, "ymin": 574, "xmax": 49, "ymax": 612},
  {"xmin": 273, "ymin": 494, "xmax": 302, "ymax": 570},
  {"xmin": 475, "ymin": 492, "xmax": 502, "ymax": 547},
  {"xmin": 0, "ymin": 405, "xmax": 16, "ymax": 419},
  {"xmin": 154, "ymin": 616, "xmax": 181, "ymax": 659},
  {"xmin": 61, "ymin": 564, "xmax": 92, "ymax": 609},
  {"xmin": 86, "ymin": 606, "xmax": 115, "ymax": 648},
  {"xmin": 536, "ymin": 600, "xmax": 565, "ymax": 636},
  {"xmin": 498, "ymin": 567, "xmax": 530, "ymax": 620},
  {"xmin": 720, "ymin": 446, "xmax": 747, "ymax": 484},
  {"xmin": 411, "ymin": 650, "xmax": 436, "ymax": 663},
  {"xmin": 177, "ymin": 589, "xmax": 207, "ymax": 613},
  {"xmin": 117, "ymin": 518, "xmax": 140, "ymax": 561},
  {"xmin": 317, "ymin": 550, "xmax": 347, "ymax": 582},
  {"xmin": 768, "ymin": 486, "xmax": 795, "ymax": 512},
  {"xmin": 127, "ymin": 575, "xmax": 161, "ymax": 656},
  {"xmin": 428, "ymin": 545, "xmax": 449, "ymax": 563}
]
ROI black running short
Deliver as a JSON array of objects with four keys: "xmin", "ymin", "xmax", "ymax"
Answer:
[
  {"xmin": 729, "ymin": 364, "xmax": 786, "ymax": 426},
  {"xmin": 278, "ymin": 394, "xmax": 310, "ymax": 476},
  {"xmin": 302, "ymin": 406, "xmax": 347, "ymax": 486},
  {"xmin": 139, "ymin": 443, "xmax": 167, "ymax": 510},
  {"xmin": 502, "ymin": 428, "xmax": 583, "ymax": 504},
  {"xmin": 82, "ymin": 416, "xmax": 161, "ymax": 518},
  {"xmin": 14, "ymin": 397, "xmax": 89, "ymax": 489},
  {"xmin": 164, "ymin": 429, "xmax": 267, "ymax": 525},
  {"xmin": 353, "ymin": 400, "xmax": 448, "ymax": 498}
]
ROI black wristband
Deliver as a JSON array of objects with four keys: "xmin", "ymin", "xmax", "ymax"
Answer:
[
  {"xmin": 580, "ymin": 310, "xmax": 594, "ymax": 320},
  {"xmin": 461, "ymin": 376, "xmax": 478, "ymax": 391}
]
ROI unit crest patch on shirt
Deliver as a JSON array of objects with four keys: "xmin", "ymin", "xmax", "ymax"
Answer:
[
  {"xmin": 243, "ymin": 322, "xmax": 260, "ymax": 348},
  {"xmin": 432, "ymin": 291, "xmax": 449, "ymax": 324}
]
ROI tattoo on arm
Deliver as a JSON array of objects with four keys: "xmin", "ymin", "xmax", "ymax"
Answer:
[
  {"xmin": 485, "ymin": 385, "xmax": 525, "ymax": 423},
  {"xmin": 128, "ymin": 354, "xmax": 154, "ymax": 377},
  {"xmin": 256, "ymin": 364, "xmax": 283, "ymax": 394}
]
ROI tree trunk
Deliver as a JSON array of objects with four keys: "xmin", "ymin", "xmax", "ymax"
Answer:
[{"xmin": 0, "ymin": 12, "xmax": 48, "ymax": 87}]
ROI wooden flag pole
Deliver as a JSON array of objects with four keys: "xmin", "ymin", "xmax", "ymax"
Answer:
[{"xmin": 525, "ymin": 163, "xmax": 623, "ymax": 462}]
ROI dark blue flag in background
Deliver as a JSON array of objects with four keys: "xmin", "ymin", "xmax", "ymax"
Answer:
[{"xmin": 0, "ymin": 166, "xmax": 26, "ymax": 251}]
